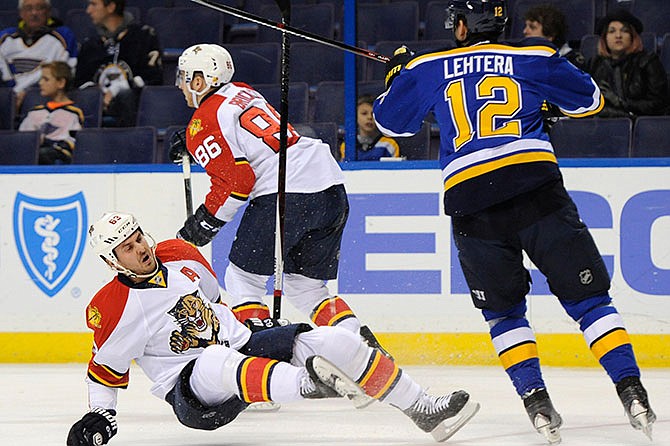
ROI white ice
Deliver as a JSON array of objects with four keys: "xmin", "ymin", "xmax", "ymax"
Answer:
[{"xmin": 1, "ymin": 364, "xmax": 668, "ymax": 445}]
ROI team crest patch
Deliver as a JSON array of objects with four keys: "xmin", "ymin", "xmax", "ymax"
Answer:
[
  {"xmin": 87, "ymin": 305, "xmax": 102, "ymax": 329},
  {"xmin": 188, "ymin": 119, "xmax": 203, "ymax": 138},
  {"xmin": 14, "ymin": 192, "xmax": 87, "ymax": 297}
]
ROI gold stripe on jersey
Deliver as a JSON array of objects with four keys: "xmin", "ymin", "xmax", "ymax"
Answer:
[
  {"xmin": 562, "ymin": 94, "xmax": 605, "ymax": 117},
  {"xmin": 232, "ymin": 302, "xmax": 271, "ymax": 322},
  {"xmin": 310, "ymin": 297, "xmax": 355, "ymax": 327},
  {"xmin": 237, "ymin": 357, "xmax": 278, "ymax": 403},
  {"xmin": 590, "ymin": 328, "xmax": 631, "ymax": 361},
  {"xmin": 234, "ymin": 157, "xmax": 249, "ymax": 165},
  {"xmin": 88, "ymin": 362, "xmax": 129, "ymax": 388},
  {"xmin": 498, "ymin": 341, "xmax": 539, "ymax": 370},
  {"xmin": 444, "ymin": 151, "xmax": 557, "ymax": 192},
  {"xmin": 230, "ymin": 191, "xmax": 249, "ymax": 201},
  {"xmin": 357, "ymin": 350, "xmax": 401, "ymax": 400}
]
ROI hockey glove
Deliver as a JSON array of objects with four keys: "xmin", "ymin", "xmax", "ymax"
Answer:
[
  {"xmin": 177, "ymin": 204, "xmax": 225, "ymax": 247},
  {"xmin": 67, "ymin": 408, "xmax": 118, "ymax": 446},
  {"xmin": 384, "ymin": 45, "xmax": 414, "ymax": 90},
  {"xmin": 168, "ymin": 128, "xmax": 193, "ymax": 164},
  {"xmin": 244, "ymin": 317, "xmax": 290, "ymax": 333}
]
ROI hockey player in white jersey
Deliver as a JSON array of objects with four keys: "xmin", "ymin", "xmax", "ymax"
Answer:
[
  {"xmin": 168, "ymin": 43, "xmax": 388, "ymax": 354},
  {"xmin": 66, "ymin": 212, "xmax": 480, "ymax": 445}
]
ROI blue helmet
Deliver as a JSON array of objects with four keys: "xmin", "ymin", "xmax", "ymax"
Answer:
[{"xmin": 446, "ymin": 0, "xmax": 508, "ymax": 36}]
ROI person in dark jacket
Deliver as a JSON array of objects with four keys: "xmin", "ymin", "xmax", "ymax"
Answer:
[
  {"xmin": 74, "ymin": 0, "xmax": 163, "ymax": 127},
  {"xmin": 588, "ymin": 9, "xmax": 669, "ymax": 118}
]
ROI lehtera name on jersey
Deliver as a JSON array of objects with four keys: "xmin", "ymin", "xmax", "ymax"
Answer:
[{"xmin": 444, "ymin": 54, "xmax": 514, "ymax": 79}]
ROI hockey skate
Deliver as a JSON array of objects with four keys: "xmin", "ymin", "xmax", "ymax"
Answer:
[
  {"xmin": 360, "ymin": 325, "xmax": 394, "ymax": 360},
  {"xmin": 246, "ymin": 401, "xmax": 281, "ymax": 412},
  {"xmin": 304, "ymin": 355, "xmax": 374, "ymax": 409},
  {"xmin": 523, "ymin": 388, "xmax": 562, "ymax": 444},
  {"xmin": 403, "ymin": 390, "xmax": 480, "ymax": 442},
  {"xmin": 616, "ymin": 376, "xmax": 656, "ymax": 440}
]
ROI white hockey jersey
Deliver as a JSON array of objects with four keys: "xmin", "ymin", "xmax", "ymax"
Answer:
[
  {"xmin": 18, "ymin": 100, "xmax": 83, "ymax": 145},
  {"xmin": 184, "ymin": 82, "xmax": 344, "ymax": 222},
  {"xmin": 84, "ymin": 239, "xmax": 251, "ymax": 410}
]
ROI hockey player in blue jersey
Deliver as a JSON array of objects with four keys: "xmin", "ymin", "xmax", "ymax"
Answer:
[{"xmin": 373, "ymin": 0, "xmax": 655, "ymax": 444}]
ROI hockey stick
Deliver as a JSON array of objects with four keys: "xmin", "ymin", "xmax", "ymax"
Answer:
[
  {"xmin": 189, "ymin": 0, "xmax": 389, "ymax": 63},
  {"xmin": 182, "ymin": 154, "xmax": 193, "ymax": 217},
  {"xmin": 273, "ymin": 0, "xmax": 290, "ymax": 320}
]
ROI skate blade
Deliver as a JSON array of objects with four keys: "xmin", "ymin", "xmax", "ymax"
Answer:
[
  {"xmin": 430, "ymin": 399, "xmax": 480, "ymax": 443},
  {"xmin": 247, "ymin": 401, "xmax": 281, "ymax": 412},
  {"xmin": 312, "ymin": 356, "xmax": 374, "ymax": 409},
  {"xmin": 630, "ymin": 401, "xmax": 654, "ymax": 440},
  {"xmin": 534, "ymin": 415, "xmax": 561, "ymax": 445}
]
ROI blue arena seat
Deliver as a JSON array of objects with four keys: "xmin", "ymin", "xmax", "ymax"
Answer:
[
  {"xmin": 64, "ymin": 9, "xmax": 97, "ymax": 42},
  {"xmin": 0, "ymin": 87, "xmax": 15, "ymax": 130},
  {"xmin": 288, "ymin": 42, "xmax": 347, "ymax": 86},
  {"xmin": 135, "ymin": 86, "xmax": 194, "ymax": 134},
  {"xmin": 226, "ymin": 42, "xmax": 281, "ymax": 85},
  {"xmin": 631, "ymin": 0, "xmax": 670, "ymax": 36},
  {"xmin": 146, "ymin": 7, "xmax": 225, "ymax": 58},
  {"xmin": 550, "ymin": 117, "xmax": 632, "ymax": 158},
  {"xmin": 397, "ymin": 122, "xmax": 432, "ymax": 160},
  {"xmin": 357, "ymin": 2, "xmax": 420, "ymax": 46},
  {"xmin": 0, "ymin": 131, "xmax": 39, "ymax": 164},
  {"xmin": 580, "ymin": 34, "xmax": 599, "ymax": 63},
  {"xmin": 126, "ymin": 0, "xmax": 170, "ymax": 22},
  {"xmin": 253, "ymin": 82, "xmax": 310, "ymax": 124},
  {"xmin": 0, "ymin": 10, "xmax": 18, "ymax": 30},
  {"xmin": 423, "ymin": 1, "xmax": 452, "ymax": 41},
  {"xmin": 661, "ymin": 33, "xmax": 670, "ymax": 74},
  {"xmin": 631, "ymin": 116, "xmax": 670, "ymax": 158},
  {"xmin": 73, "ymin": 127, "xmax": 156, "ymax": 164},
  {"xmin": 509, "ymin": 0, "xmax": 595, "ymax": 43},
  {"xmin": 368, "ymin": 40, "xmax": 456, "ymax": 81},
  {"xmin": 257, "ymin": 3, "xmax": 335, "ymax": 43},
  {"xmin": 313, "ymin": 80, "xmax": 385, "ymax": 124}
]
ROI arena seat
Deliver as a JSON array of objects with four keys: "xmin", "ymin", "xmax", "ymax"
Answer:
[
  {"xmin": 0, "ymin": 87, "xmax": 15, "ymax": 130},
  {"xmin": 357, "ymin": 2, "xmax": 420, "ymax": 46},
  {"xmin": 253, "ymin": 82, "xmax": 310, "ymax": 124},
  {"xmin": 257, "ymin": 3, "xmax": 335, "ymax": 44},
  {"xmin": 73, "ymin": 127, "xmax": 156, "ymax": 164},
  {"xmin": 135, "ymin": 86, "xmax": 193, "ymax": 134},
  {"xmin": 550, "ymin": 117, "xmax": 631, "ymax": 158},
  {"xmin": 313, "ymin": 80, "xmax": 385, "ymax": 124},
  {"xmin": 227, "ymin": 42, "xmax": 281, "ymax": 85},
  {"xmin": 630, "ymin": 116, "xmax": 670, "ymax": 157},
  {"xmin": 0, "ymin": 131, "xmax": 39, "ymax": 164}
]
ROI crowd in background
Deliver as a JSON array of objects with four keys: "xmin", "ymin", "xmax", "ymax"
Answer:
[{"xmin": 0, "ymin": 0, "xmax": 669, "ymax": 164}]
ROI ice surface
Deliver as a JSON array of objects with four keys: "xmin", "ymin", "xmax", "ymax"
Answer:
[{"xmin": 1, "ymin": 364, "xmax": 668, "ymax": 445}]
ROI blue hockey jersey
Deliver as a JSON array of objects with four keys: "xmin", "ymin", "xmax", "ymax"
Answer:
[{"xmin": 373, "ymin": 38, "xmax": 603, "ymax": 216}]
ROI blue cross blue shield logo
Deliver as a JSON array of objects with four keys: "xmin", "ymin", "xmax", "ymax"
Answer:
[{"xmin": 14, "ymin": 192, "xmax": 88, "ymax": 297}]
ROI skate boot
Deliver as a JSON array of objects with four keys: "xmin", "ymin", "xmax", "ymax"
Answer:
[
  {"xmin": 360, "ymin": 325, "xmax": 394, "ymax": 360},
  {"xmin": 616, "ymin": 376, "xmax": 656, "ymax": 440},
  {"xmin": 402, "ymin": 390, "xmax": 480, "ymax": 442},
  {"xmin": 522, "ymin": 388, "xmax": 562, "ymax": 444},
  {"xmin": 303, "ymin": 356, "xmax": 373, "ymax": 408}
]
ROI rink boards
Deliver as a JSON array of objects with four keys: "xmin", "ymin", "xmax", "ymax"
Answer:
[{"xmin": 0, "ymin": 161, "xmax": 668, "ymax": 365}]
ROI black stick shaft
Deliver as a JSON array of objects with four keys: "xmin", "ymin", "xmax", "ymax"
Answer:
[
  {"xmin": 190, "ymin": 0, "xmax": 389, "ymax": 63},
  {"xmin": 273, "ymin": 8, "xmax": 290, "ymax": 320}
]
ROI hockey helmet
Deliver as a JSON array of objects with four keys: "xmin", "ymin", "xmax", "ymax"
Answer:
[
  {"xmin": 89, "ymin": 212, "xmax": 142, "ymax": 264},
  {"xmin": 445, "ymin": 0, "xmax": 507, "ymax": 35},
  {"xmin": 177, "ymin": 43, "xmax": 235, "ymax": 89}
]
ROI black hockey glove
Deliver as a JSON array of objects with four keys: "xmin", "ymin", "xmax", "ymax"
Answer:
[
  {"xmin": 67, "ymin": 408, "xmax": 118, "ymax": 446},
  {"xmin": 168, "ymin": 128, "xmax": 193, "ymax": 164},
  {"xmin": 244, "ymin": 317, "xmax": 290, "ymax": 333},
  {"xmin": 384, "ymin": 45, "xmax": 414, "ymax": 90},
  {"xmin": 177, "ymin": 204, "xmax": 225, "ymax": 247}
]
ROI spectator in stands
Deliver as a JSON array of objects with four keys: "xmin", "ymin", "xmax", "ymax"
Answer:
[
  {"xmin": 588, "ymin": 9, "xmax": 669, "ymax": 118},
  {"xmin": 0, "ymin": 0, "xmax": 77, "ymax": 111},
  {"xmin": 19, "ymin": 60, "xmax": 82, "ymax": 164},
  {"xmin": 339, "ymin": 95, "xmax": 400, "ymax": 161},
  {"xmin": 523, "ymin": 4, "xmax": 586, "ymax": 70},
  {"xmin": 75, "ymin": 0, "xmax": 163, "ymax": 127}
]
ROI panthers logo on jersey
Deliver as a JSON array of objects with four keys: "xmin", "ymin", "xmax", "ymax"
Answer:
[{"xmin": 167, "ymin": 291, "xmax": 222, "ymax": 354}]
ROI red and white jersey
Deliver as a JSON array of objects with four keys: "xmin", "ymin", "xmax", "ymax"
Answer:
[
  {"xmin": 184, "ymin": 82, "xmax": 345, "ymax": 222},
  {"xmin": 84, "ymin": 239, "xmax": 251, "ymax": 410}
]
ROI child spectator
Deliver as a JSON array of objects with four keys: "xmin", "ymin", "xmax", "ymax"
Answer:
[
  {"xmin": 339, "ymin": 95, "xmax": 400, "ymax": 161},
  {"xmin": 19, "ymin": 60, "xmax": 83, "ymax": 164}
]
